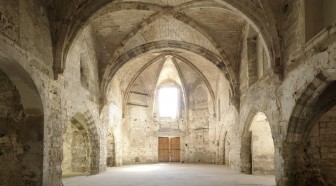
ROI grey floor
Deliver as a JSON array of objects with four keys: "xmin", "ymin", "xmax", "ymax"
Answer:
[{"xmin": 63, "ymin": 164, "xmax": 276, "ymax": 186}]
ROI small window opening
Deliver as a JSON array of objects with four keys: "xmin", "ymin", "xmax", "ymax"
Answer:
[{"xmin": 158, "ymin": 87, "xmax": 179, "ymax": 119}]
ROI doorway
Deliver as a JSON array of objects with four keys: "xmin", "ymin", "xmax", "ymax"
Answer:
[{"xmin": 158, "ymin": 137, "xmax": 180, "ymax": 162}]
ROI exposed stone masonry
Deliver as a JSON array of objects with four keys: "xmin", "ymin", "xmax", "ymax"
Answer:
[{"xmin": 0, "ymin": 1, "xmax": 336, "ymax": 186}]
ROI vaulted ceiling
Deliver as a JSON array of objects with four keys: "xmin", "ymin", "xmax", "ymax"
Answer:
[{"xmin": 48, "ymin": 0, "xmax": 281, "ymax": 108}]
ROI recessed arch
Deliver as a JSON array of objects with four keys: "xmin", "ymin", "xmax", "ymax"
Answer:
[
  {"xmin": 0, "ymin": 60, "xmax": 44, "ymax": 185},
  {"xmin": 241, "ymin": 109, "xmax": 275, "ymax": 175},
  {"xmin": 153, "ymin": 57, "xmax": 185, "ymax": 121},
  {"xmin": 115, "ymin": 53, "xmax": 219, "ymax": 118},
  {"xmin": 62, "ymin": 111, "xmax": 100, "ymax": 177}
]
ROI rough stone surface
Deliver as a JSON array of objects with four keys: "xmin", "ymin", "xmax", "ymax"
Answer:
[
  {"xmin": 0, "ymin": 69, "xmax": 43, "ymax": 186},
  {"xmin": 0, "ymin": 1, "xmax": 336, "ymax": 185}
]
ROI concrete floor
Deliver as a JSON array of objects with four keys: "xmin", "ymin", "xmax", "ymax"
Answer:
[{"xmin": 63, "ymin": 164, "xmax": 275, "ymax": 186}]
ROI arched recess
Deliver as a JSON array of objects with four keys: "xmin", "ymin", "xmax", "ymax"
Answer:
[
  {"xmin": 241, "ymin": 109, "xmax": 275, "ymax": 175},
  {"xmin": 188, "ymin": 83, "xmax": 213, "ymax": 131},
  {"xmin": 62, "ymin": 112, "xmax": 100, "ymax": 176},
  {"xmin": 0, "ymin": 62, "xmax": 44, "ymax": 185},
  {"xmin": 285, "ymin": 70, "xmax": 336, "ymax": 185},
  {"xmin": 106, "ymin": 130, "xmax": 115, "ymax": 167},
  {"xmin": 122, "ymin": 54, "xmax": 217, "ymax": 118}
]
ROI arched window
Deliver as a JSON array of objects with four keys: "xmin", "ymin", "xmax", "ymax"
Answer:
[
  {"xmin": 154, "ymin": 55, "xmax": 184, "ymax": 121},
  {"xmin": 158, "ymin": 86, "xmax": 179, "ymax": 119}
]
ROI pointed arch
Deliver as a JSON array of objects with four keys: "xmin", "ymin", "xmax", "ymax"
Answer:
[
  {"xmin": 287, "ymin": 70, "xmax": 336, "ymax": 143},
  {"xmin": 102, "ymin": 41, "xmax": 235, "ymax": 107},
  {"xmin": 63, "ymin": 111, "xmax": 100, "ymax": 175},
  {"xmin": 241, "ymin": 108, "xmax": 275, "ymax": 175}
]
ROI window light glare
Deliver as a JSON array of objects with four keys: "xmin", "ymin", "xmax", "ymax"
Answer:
[{"xmin": 158, "ymin": 87, "xmax": 178, "ymax": 119}]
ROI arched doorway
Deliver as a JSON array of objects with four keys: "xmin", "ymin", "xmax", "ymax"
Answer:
[
  {"xmin": 241, "ymin": 111, "xmax": 274, "ymax": 175},
  {"xmin": 0, "ymin": 68, "xmax": 44, "ymax": 185}
]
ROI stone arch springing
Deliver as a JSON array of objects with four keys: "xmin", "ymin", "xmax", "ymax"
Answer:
[
  {"xmin": 241, "ymin": 108, "xmax": 275, "ymax": 175},
  {"xmin": 62, "ymin": 111, "xmax": 100, "ymax": 176}
]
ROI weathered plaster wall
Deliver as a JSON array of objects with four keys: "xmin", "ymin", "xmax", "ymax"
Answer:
[
  {"xmin": 184, "ymin": 83, "xmax": 215, "ymax": 163},
  {"xmin": 123, "ymin": 80, "xmax": 155, "ymax": 164},
  {"xmin": 105, "ymin": 77, "xmax": 124, "ymax": 166},
  {"xmin": 215, "ymin": 72, "xmax": 239, "ymax": 168}
]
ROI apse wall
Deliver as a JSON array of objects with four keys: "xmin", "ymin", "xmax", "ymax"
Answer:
[{"xmin": 107, "ymin": 60, "xmax": 238, "ymax": 165}]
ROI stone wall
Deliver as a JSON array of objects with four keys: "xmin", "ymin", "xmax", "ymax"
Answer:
[
  {"xmin": 185, "ymin": 83, "xmax": 215, "ymax": 163},
  {"xmin": 0, "ymin": 1, "xmax": 336, "ymax": 186},
  {"xmin": 62, "ymin": 123, "xmax": 91, "ymax": 176},
  {"xmin": 61, "ymin": 27, "xmax": 103, "ymax": 176},
  {"xmin": 306, "ymin": 106, "xmax": 336, "ymax": 185},
  {"xmin": 105, "ymin": 77, "xmax": 123, "ymax": 166},
  {"xmin": 109, "ymin": 63, "xmax": 239, "ymax": 166}
]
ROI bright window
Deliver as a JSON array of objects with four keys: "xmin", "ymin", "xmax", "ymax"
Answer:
[{"xmin": 158, "ymin": 87, "xmax": 179, "ymax": 119}]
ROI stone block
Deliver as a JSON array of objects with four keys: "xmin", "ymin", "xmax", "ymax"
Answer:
[
  {"xmin": 320, "ymin": 129, "xmax": 336, "ymax": 135},
  {"xmin": 330, "ymin": 147, "xmax": 336, "ymax": 153},
  {"xmin": 321, "ymin": 147, "xmax": 329, "ymax": 153},
  {"xmin": 328, "ymin": 153, "xmax": 336, "ymax": 159},
  {"xmin": 320, "ymin": 134, "xmax": 336, "ymax": 141},
  {"xmin": 0, "ymin": 136, "xmax": 9, "ymax": 143},
  {"xmin": 321, "ymin": 141, "xmax": 336, "ymax": 147},
  {"xmin": 327, "ymin": 121, "xmax": 336, "ymax": 128},
  {"xmin": 319, "ymin": 122, "xmax": 327, "ymax": 128}
]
